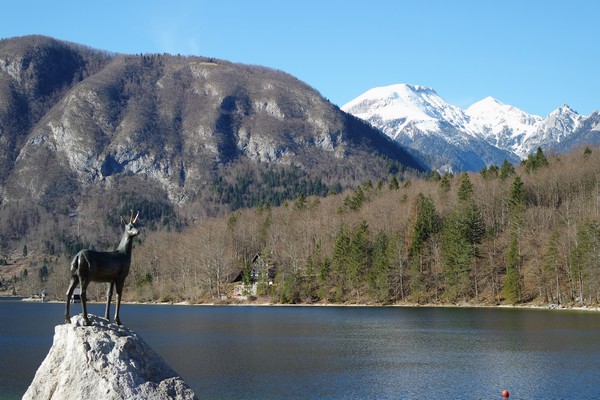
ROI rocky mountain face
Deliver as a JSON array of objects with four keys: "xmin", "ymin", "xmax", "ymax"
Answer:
[
  {"xmin": 0, "ymin": 35, "xmax": 112, "ymax": 188},
  {"xmin": 342, "ymin": 84, "xmax": 599, "ymax": 171},
  {"xmin": 555, "ymin": 110, "xmax": 600, "ymax": 153},
  {"xmin": 0, "ymin": 36, "xmax": 422, "ymax": 250},
  {"xmin": 23, "ymin": 314, "xmax": 198, "ymax": 400}
]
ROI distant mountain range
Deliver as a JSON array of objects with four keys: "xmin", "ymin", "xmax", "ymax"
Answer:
[{"xmin": 342, "ymin": 84, "xmax": 600, "ymax": 171}]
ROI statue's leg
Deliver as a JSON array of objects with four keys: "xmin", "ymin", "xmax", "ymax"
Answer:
[
  {"xmin": 105, "ymin": 282, "xmax": 114, "ymax": 321},
  {"xmin": 114, "ymin": 282, "xmax": 124, "ymax": 325},
  {"xmin": 65, "ymin": 276, "xmax": 79, "ymax": 324},
  {"xmin": 80, "ymin": 278, "xmax": 91, "ymax": 326}
]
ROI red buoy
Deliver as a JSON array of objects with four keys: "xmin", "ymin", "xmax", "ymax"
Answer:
[{"xmin": 502, "ymin": 389, "xmax": 510, "ymax": 398}]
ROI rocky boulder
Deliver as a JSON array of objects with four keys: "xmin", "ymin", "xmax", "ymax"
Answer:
[{"xmin": 23, "ymin": 314, "xmax": 198, "ymax": 400}]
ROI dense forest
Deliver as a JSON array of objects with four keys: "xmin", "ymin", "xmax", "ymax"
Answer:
[{"xmin": 3, "ymin": 146, "xmax": 600, "ymax": 307}]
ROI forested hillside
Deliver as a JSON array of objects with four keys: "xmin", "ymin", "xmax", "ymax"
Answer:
[
  {"xmin": 7, "ymin": 147, "xmax": 600, "ymax": 308},
  {"xmin": 0, "ymin": 35, "xmax": 422, "ymax": 257}
]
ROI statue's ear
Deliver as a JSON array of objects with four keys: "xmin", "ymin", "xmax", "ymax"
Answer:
[{"xmin": 120, "ymin": 216, "xmax": 126, "ymax": 225}]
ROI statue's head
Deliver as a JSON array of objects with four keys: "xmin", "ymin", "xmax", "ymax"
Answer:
[
  {"xmin": 125, "ymin": 222, "xmax": 140, "ymax": 238},
  {"xmin": 121, "ymin": 211, "xmax": 140, "ymax": 237}
]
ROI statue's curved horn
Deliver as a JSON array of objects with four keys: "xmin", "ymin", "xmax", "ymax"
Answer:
[{"xmin": 132, "ymin": 211, "xmax": 139, "ymax": 224}]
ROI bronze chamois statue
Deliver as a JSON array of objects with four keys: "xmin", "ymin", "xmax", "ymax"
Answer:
[{"xmin": 65, "ymin": 211, "xmax": 140, "ymax": 326}]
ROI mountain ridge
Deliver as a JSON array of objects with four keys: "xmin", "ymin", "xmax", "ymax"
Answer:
[
  {"xmin": 0, "ymin": 35, "xmax": 423, "ymax": 251},
  {"xmin": 343, "ymin": 83, "xmax": 598, "ymax": 171}
]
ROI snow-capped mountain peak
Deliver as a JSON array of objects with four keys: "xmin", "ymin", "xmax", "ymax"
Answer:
[
  {"xmin": 342, "ymin": 83, "xmax": 470, "ymax": 139},
  {"xmin": 342, "ymin": 83, "xmax": 597, "ymax": 171},
  {"xmin": 343, "ymin": 84, "xmax": 439, "ymax": 122},
  {"xmin": 466, "ymin": 96, "xmax": 505, "ymax": 114},
  {"xmin": 465, "ymin": 96, "xmax": 543, "ymax": 156},
  {"xmin": 548, "ymin": 104, "xmax": 579, "ymax": 119},
  {"xmin": 466, "ymin": 96, "xmax": 542, "ymax": 127},
  {"xmin": 523, "ymin": 103, "xmax": 585, "ymax": 150}
]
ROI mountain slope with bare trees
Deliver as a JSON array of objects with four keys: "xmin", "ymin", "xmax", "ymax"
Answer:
[
  {"xmin": 122, "ymin": 146, "xmax": 600, "ymax": 307},
  {"xmin": 0, "ymin": 35, "xmax": 422, "ymax": 256}
]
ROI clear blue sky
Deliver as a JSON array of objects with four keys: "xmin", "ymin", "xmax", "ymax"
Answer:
[{"xmin": 3, "ymin": 0, "xmax": 599, "ymax": 117}]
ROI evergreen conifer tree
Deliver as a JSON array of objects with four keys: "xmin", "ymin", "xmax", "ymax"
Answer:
[
  {"xmin": 293, "ymin": 192, "xmax": 307, "ymax": 210},
  {"xmin": 503, "ymin": 176, "xmax": 526, "ymax": 303},
  {"xmin": 441, "ymin": 173, "xmax": 484, "ymax": 301},
  {"xmin": 348, "ymin": 221, "xmax": 370, "ymax": 298},
  {"xmin": 332, "ymin": 225, "xmax": 351, "ymax": 301},
  {"xmin": 439, "ymin": 174, "xmax": 451, "ymax": 198},
  {"xmin": 407, "ymin": 194, "xmax": 439, "ymax": 298},
  {"xmin": 499, "ymin": 160, "xmax": 515, "ymax": 180},
  {"xmin": 523, "ymin": 147, "xmax": 549, "ymax": 173},
  {"xmin": 508, "ymin": 175, "xmax": 526, "ymax": 228},
  {"xmin": 542, "ymin": 229, "xmax": 561, "ymax": 304},
  {"xmin": 569, "ymin": 220, "xmax": 600, "ymax": 304},
  {"xmin": 457, "ymin": 173, "xmax": 474, "ymax": 202},
  {"xmin": 503, "ymin": 235, "xmax": 521, "ymax": 303},
  {"xmin": 369, "ymin": 230, "xmax": 391, "ymax": 302}
]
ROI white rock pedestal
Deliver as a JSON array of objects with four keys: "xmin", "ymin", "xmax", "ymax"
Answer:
[{"xmin": 23, "ymin": 314, "xmax": 198, "ymax": 400}]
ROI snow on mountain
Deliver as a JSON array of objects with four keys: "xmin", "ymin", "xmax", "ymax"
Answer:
[
  {"xmin": 465, "ymin": 97, "xmax": 543, "ymax": 157},
  {"xmin": 343, "ymin": 84, "xmax": 471, "ymax": 139},
  {"xmin": 342, "ymin": 84, "xmax": 593, "ymax": 171},
  {"xmin": 554, "ymin": 111, "xmax": 600, "ymax": 153},
  {"xmin": 522, "ymin": 105, "xmax": 585, "ymax": 153}
]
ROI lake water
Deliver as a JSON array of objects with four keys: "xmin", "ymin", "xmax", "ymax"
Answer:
[{"xmin": 1, "ymin": 299, "xmax": 599, "ymax": 400}]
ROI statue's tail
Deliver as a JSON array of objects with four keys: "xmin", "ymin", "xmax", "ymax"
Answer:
[
  {"xmin": 71, "ymin": 251, "xmax": 92, "ymax": 275},
  {"xmin": 70, "ymin": 253, "xmax": 81, "ymax": 274}
]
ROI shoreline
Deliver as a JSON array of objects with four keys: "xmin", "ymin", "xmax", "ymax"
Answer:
[
  {"xmin": 10, "ymin": 295, "xmax": 600, "ymax": 313},
  {"xmin": 143, "ymin": 298, "xmax": 600, "ymax": 313}
]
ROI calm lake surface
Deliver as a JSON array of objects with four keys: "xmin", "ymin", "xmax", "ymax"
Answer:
[{"xmin": 1, "ymin": 299, "xmax": 599, "ymax": 400}]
